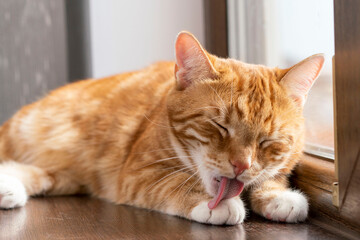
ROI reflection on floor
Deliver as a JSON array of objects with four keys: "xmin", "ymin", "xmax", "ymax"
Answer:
[{"xmin": 0, "ymin": 196, "xmax": 344, "ymax": 240}]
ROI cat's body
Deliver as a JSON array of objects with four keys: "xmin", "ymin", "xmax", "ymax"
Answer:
[
  {"xmin": 0, "ymin": 62, "xmax": 176, "ymax": 200},
  {"xmin": 0, "ymin": 32, "xmax": 324, "ymax": 225}
]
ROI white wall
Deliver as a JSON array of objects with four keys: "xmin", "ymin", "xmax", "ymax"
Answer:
[
  {"xmin": 228, "ymin": 0, "xmax": 334, "ymax": 74},
  {"xmin": 89, "ymin": 0, "xmax": 205, "ymax": 78},
  {"xmin": 276, "ymin": 0, "xmax": 334, "ymax": 74}
]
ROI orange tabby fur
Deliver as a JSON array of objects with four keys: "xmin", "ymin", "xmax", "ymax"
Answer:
[{"xmin": 0, "ymin": 32, "xmax": 324, "ymax": 225}]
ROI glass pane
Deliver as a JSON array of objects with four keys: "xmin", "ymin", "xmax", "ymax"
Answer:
[{"xmin": 228, "ymin": 0, "xmax": 334, "ymax": 159}]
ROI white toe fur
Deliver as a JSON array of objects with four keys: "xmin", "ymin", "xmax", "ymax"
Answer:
[
  {"xmin": 0, "ymin": 174, "xmax": 28, "ymax": 209},
  {"xmin": 190, "ymin": 197, "xmax": 246, "ymax": 225},
  {"xmin": 264, "ymin": 190, "xmax": 308, "ymax": 223}
]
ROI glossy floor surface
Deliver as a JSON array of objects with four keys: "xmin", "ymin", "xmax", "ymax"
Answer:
[{"xmin": 0, "ymin": 196, "xmax": 345, "ymax": 240}]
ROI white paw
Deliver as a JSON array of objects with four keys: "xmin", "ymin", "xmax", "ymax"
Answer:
[
  {"xmin": 0, "ymin": 174, "xmax": 28, "ymax": 209},
  {"xmin": 190, "ymin": 198, "xmax": 246, "ymax": 225},
  {"xmin": 264, "ymin": 190, "xmax": 308, "ymax": 223}
]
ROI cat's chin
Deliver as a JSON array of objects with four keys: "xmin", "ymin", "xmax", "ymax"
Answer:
[
  {"xmin": 206, "ymin": 176, "xmax": 224, "ymax": 197},
  {"xmin": 210, "ymin": 176, "xmax": 222, "ymax": 194}
]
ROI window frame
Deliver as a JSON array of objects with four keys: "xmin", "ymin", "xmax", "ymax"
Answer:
[{"xmin": 332, "ymin": 0, "xmax": 360, "ymax": 233}]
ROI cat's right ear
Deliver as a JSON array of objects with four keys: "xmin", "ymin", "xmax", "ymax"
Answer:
[
  {"xmin": 174, "ymin": 31, "xmax": 218, "ymax": 90},
  {"xmin": 279, "ymin": 54, "xmax": 325, "ymax": 107}
]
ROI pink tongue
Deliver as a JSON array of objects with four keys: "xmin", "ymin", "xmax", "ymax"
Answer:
[{"xmin": 208, "ymin": 177, "xmax": 244, "ymax": 209}]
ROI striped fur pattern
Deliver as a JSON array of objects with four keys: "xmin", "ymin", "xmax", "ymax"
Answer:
[{"xmin": 0, "ymin": 32, "xmax": 324, "ymax": 225}]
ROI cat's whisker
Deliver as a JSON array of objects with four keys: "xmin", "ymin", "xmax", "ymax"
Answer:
[
  {"xmin": 207, "ymin": 84, "xmax": 229, "ymax": 114},
  {"xmin": 250, "ymin": 169, "xmax": 279, "ymax": 189},
  {"xmin": 160, "ymin": 163, "xmax": 198, "ymax": 171},
  {"xmin": 145, "ymin": 165, "xmax": 197, "ymax": 193},
  {"xmin": 133, "ymin": 148, "xmax": 179, "ymax": 155},
  {"xmin": 179, "ymin": 177, "xmax": 201, "ymax": 207},
  {"xmin": 145, "ymin": 169, "xmax": 197, "ymax": 198},
  {"xmin": 156, "ymin": 170, "xmax": 199, "ymax": 208},
  {"xmin": 152, "ymin": 156, "xmax": 192, "ymax": 164},
  {"xmin": 192, "ymin": 106, "xmax": 223, "ymax": 112},
  {"xmin": 173, "ymin": 170, "xmax": 199, "ymax": 196},
  {"xmin": 143, "ymin": 114, "xmax": 176, "ymax": 129},
  {"xmin": 133, "ymin": 155, "xmax": 193, "ymax": 171},
  {"xmin": 146, "ymin": 167, "xmax": 196, "ymax": 214}
]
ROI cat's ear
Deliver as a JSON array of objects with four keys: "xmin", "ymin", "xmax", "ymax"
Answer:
[
  {"xmin": 280, "ymin": 54, "xmax": 325, "ymax": 107},
  {"xmin": 174, "ymin": 31, "xmax": 218, "ymax": 90}
]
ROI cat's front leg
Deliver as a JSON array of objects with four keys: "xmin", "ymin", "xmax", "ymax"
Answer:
[
  {"xmin": 166, "ymin": 174, "xmax": 247, "ymax": 225},
  {"xmin": 120, "ymin": 171, "xmax": 246, "ymax": 225},
  {"xmin": 249, "ymin": 175, "xmax": 308, "ymax": 223}
]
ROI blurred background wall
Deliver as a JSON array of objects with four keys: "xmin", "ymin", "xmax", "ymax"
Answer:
[
  {"xmin": 89, "ymin": 0, "xmax": 204, "ymax": 78},
  {"xmin": 0, "ymin": 0, "xmax": 68, "ymax": 124},
  {"xmin": 0, "ymin": 0, "xmax": 205, "ymax": 124}
]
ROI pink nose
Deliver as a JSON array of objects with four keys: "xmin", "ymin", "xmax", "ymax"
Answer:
[{"xmin": 231, "ymin": 161, "xmax": 250, "ymax": 176}]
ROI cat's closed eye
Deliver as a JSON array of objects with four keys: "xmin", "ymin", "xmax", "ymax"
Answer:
[
  {"xmin": 259, "ymin": 138, "xmax": 276, "ymax": 149},
  {"xmin": 210, "ymin": 120, "xmax": 228, "ymax": 136}
]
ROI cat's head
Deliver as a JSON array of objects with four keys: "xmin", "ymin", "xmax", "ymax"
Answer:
[{"xmin": 167, "ymin": 32, "xmax": 324, "ymax": 205}]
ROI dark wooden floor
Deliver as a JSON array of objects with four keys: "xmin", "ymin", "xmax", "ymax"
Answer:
[{"xmin": 0, "ymin": 195, "xmax": 345, "ymax": 240}]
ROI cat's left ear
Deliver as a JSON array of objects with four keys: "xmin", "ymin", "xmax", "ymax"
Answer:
[
  {"xmin": 280, "ymin": 54, "xmax": 325, "ymax": 107},
  {"xmin": 174, "ymin": 31, "xmax": 218, "ymax": 90}
]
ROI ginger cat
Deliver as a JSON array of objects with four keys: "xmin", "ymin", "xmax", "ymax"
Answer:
[{"xmin": 0, "ymin": 32, "xmax": 324, "ymax": 225}]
